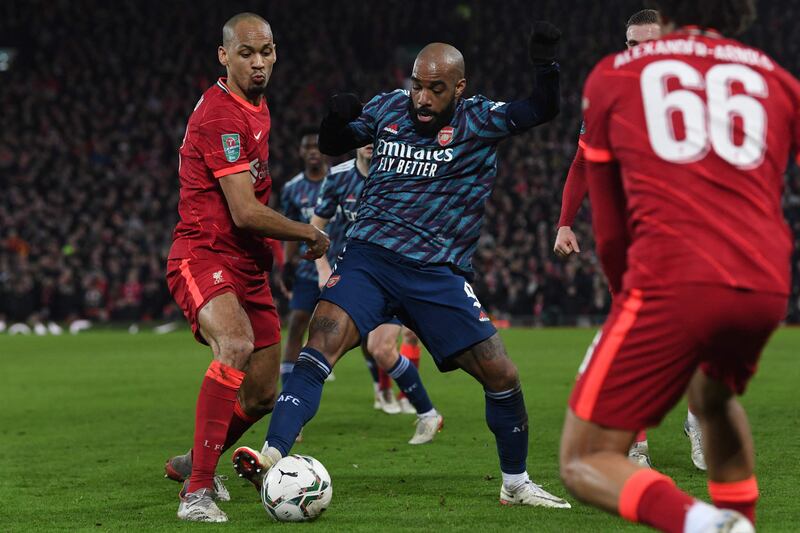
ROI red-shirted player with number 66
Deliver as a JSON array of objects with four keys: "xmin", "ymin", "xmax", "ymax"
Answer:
[
  {"xmin": 559, "ymin": 1, "xmax": 800, "ymax": 533},
  {"xmin": 163, "ymin": 12, "xmax": 329, "ymax": 523}
]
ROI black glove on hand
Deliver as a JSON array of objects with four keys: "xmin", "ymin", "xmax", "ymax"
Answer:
[
  {"xmin": 327, "ymin": 93, "xmax": 363, "ymax": 123},
  {"xmin": 529, "ymin": 21, "xmax": 561, "ymax": 64}
]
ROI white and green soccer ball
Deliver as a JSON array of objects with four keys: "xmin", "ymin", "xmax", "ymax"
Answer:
[{"xmin": 261, "ymin": 454, "xmax": 332, "ymax": 522}]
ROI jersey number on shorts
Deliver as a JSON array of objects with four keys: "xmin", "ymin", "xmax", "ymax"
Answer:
[
  {"xmin": 641, "ymin": 60, "xmax": 768, "ymax": 169},
  {"xmin": 463, "ymin": 281, "xmax": 483, "ymax": 309}
]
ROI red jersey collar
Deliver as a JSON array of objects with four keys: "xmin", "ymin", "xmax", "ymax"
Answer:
[{"xmin": 216, "ymin": 78, "xmax": 264, "ymax": 112}]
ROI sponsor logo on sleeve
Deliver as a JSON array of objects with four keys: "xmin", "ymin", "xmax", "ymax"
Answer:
[{"xmin": 221, "ymin": 133, "xmax": 241, "ymax": 162}]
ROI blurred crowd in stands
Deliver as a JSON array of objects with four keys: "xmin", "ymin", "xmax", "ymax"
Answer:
[{"xmin": 1, "ymin": 0, "xmax": 799, "ymax": 332}]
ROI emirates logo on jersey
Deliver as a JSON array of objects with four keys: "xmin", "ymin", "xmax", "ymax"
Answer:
[{"xmin": 437, "ymin": 126, "xmax": 454, "ymax": 147}]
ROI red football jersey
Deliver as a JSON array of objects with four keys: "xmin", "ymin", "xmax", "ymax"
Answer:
[
  {"xmin": 582, "ymin": 29, "xmax": 800, "ymax": 295},
  {"xmin": 169, "ymin": 78, "xmax": 273, "ymax": 267},
  {"xmin": 558, "ymin": 143, "xmax": 588, "ymax": 228}
]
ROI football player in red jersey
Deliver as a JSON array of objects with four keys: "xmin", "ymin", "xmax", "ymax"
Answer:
[
  {"xmin": 555, "ymin": 9, "xmax": 708, "ymax": 472},
  {"xmin": 559, "ymin": 1, "xmax": 799, "ymax": 532},
  {"xmin": 555, "ymin": 9, "xmax": 663, "ymax": 470},
  {"xmin": 554, "ymin": 9, "xmax": 661, "ymax": 257},
  {"xmin": 163, "ymin": 12, "xmax": 328, "ymax": 523}
]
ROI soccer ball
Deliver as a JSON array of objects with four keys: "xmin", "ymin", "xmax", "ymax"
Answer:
[{"xmin": 261, "ymin": 454, "xmax": 332, "ymax": 522}]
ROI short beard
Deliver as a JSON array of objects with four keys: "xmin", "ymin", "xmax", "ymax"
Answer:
[
  {"xmin": 245, "ymin": 83, "xmax": 268, "ymax": 102},
  {"xmin": 409, "ymin": 98, "xmax": 456, "ymax": 137}
]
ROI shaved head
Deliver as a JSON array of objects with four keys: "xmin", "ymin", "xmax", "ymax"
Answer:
[
  {"xmin": 223, "ymin": 12, "xmax": 271, "ymax": 48},
  {"xmin": 409, "ymin": 42, "xmax": 467, "ymax": 136},
  {"xmin": 413, "ymin": 43, "xmax": 465, "ymax": 82},
  {"xmin": 218, "ymin": 12, "xmax": 276, "ymax": 104}
]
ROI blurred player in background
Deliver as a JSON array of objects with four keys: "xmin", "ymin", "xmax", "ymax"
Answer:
[
  {"xmin": 312, "ymin": 145, "xmax": 443, "ymax": 443},
  {"xmin": 163, "ymin": 13, "xmax": 328, "ymax": 522},
  {"xmin": 554, "ymin": 8, "xmax": 707, "ymax": 472},
  {"xmin": 233, "ymin": 22, "xmax": 572, "ymax": 509},
  {"xmin": 554, "ymin": 9, "xmax": 660, "ymax": 255},
  {"xmin": 559, "ymin": 1, "xmax": 799, "ymax": 531},
  {"xmin": 278, "ymin": 126, "xmax": 333, "ymax": 425}
]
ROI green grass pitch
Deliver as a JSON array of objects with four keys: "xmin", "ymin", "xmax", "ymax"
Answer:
[{"xmin": 1, "ymin": 328, "xmax": 798, "ymax": 532}]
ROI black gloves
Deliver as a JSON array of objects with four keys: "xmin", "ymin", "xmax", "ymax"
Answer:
[
  {"xmin": 319, "ymin": 93, "xmax": 364, "ymax": 155},
  {"xmin": 528, "ymin": 21, "xmax": 561, "ymax": 64},
  {"xmin": 327, "ymin": 93, "xmax": 363, "ymax": 124}
]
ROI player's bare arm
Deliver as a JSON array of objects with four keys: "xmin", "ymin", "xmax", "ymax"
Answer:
[
  {"xmin": 310, "ymin": 214, "xmax": 333, "ymax": 289},
  {"xmin": 220, "ymin": 171, "xmax": 329, "ymax": 259},
  {"xmin": 310, "ymin": 214, "xmax": 330, "ymax": 232}
]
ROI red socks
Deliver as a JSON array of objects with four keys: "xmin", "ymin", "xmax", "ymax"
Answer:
[
  {"xmin": 222, "ymin": 400, "xmax": 262, "ymax": 452},
  {"xmin": 378, "ymin": 368, "xmax": 392, "ymax": 391},
  {"xmin": 634, "ymin": 430, "xmax": 647, "ymax": 443},
  {"xmin": 400, "ymin": 343, "xmax": 421, "ymax": 367},
  {"xmin": 708, "ymin": 477, "xmax": 758, "ymax": 524},
  {"xmin": 619, "ymin": 469, "xmax": 695, "ymax": 533},
  {"xmin": 187, "ymin": 360, "xmax": 245, "ymax": 493}
]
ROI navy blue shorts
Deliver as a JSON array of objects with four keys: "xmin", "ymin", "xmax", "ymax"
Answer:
[
  {"xmin": 320, "ymin": 240, "xmax": 496, "ymax": 371},
  {"xmin": 289, "ymin": 277, "xmax": 320, "ymax": 313}
]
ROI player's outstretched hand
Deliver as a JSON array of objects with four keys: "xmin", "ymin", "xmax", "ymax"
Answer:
[
  {"xmin": 328, "ymin": 93, "xmax": 363, "ymax": 124},
  {"xmin": 554, "ymin": 226, "xmax": 580, "ymax": 258},
  {"xmin": 529, "ymin": 21, "xmax": 561, "ymax": 64},
  {"xmin": 302, "ymin": 226, "xmax": 330, "ymax": 261}
]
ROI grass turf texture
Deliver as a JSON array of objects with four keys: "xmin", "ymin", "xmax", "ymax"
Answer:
[{"xmin": 1, "ymin": 328, "xmax": 798, "ymax": 532}]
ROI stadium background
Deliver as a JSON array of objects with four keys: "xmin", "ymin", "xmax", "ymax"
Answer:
[{"xmin": 2, "ymin": 0, "xmax": 800, "ymax": 332}]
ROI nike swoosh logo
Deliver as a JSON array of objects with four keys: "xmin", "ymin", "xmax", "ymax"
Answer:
[
  {"xmin": 254, "ymin": 130, "xmax": 263, "ymax": 141},
  {"xmin": 536, "ymin": 495, "xmax": 567, "ymax": 504}
]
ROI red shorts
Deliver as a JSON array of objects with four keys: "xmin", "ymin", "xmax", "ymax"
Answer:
[
  {"xmin": 569, "ymin": 285, "xmax": 785, "ymax": 431},
  {"xmin": 166, "ymin": 255, "xmax": 281, "ymax": 350}
]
